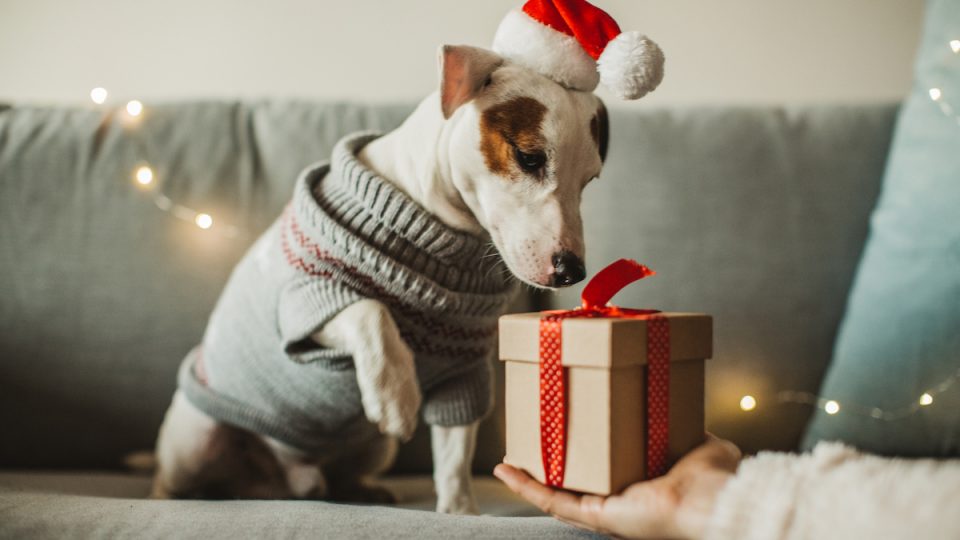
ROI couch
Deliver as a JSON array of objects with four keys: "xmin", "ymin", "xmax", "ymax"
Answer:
[{"xmin": 0, "ymin": 100, "xmax": 897, "ymax": 537}]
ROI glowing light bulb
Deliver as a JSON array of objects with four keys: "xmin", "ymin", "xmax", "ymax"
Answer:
[
  {"xmin": 739, "ymin": 395, "xmax": 757, "ymax": 411},
  {"xmin": 195, "ymin": 213, "xmax": 213, "ymax": 230},
  {"xmin": 919, "ymin": 393, "xmax": 933, "ymax": 406},
  {"xmin": 951, "ymin": 40, "xmax": 960, "ymax": 54},
  {"xmin": 134, "ymin": 165, "xmax": 154, "ymax": 186},
  {"xmin": 90, "ymin": 87, "xmax": 108, "ymax": 104},
  {"xmin": 126, "ymin": 100, "xmax": 144, "ymax": 117},
  {"xmin": 824, "ymin": 400, "xmax": 840, "ymax": 415},
  {"xmin": 929, "ymin": 88, "xmax": 942, "ymax": 101}
]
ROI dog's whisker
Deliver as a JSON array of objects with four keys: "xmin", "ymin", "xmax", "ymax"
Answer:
[
  {"xmin": 479, "ymin": 243, "xmax": 498, "ymax": 259},
  {"xmin": 483, "ymin": 260, "xmax": 501, "ymax": 281}
]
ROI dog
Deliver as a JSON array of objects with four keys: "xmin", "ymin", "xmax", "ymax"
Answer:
[{"xmin": 150, "ymin": 42, "xmax": 609, "ymax": 514}]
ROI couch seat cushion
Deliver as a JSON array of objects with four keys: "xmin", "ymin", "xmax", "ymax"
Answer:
[{"xmin": 0, "ymin": 472, "xmax": 599, "ymax": 539}]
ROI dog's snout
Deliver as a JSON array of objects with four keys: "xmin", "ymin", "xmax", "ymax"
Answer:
[{"xmin": 550, "ymin": 251, "xmax": 586, "ymax": 287}]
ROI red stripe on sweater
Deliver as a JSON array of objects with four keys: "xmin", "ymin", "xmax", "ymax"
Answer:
[{"xmin": 279, "ymin": 208, "xmax": 497, "ymax": 355}]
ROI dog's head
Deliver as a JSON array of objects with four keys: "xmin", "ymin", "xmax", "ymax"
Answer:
[{"xmin": 439, "ymin": 45, "xmax": 608, "ymax": 289}]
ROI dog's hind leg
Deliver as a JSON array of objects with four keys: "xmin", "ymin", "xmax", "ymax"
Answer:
[
  {"xmin": 152, "ymin": 390, "xmax": 290, "ymax": 499},
  {"xmin": 261, "ymin": 437, "xmax": 328, "ymax": 499},
  {"xmin": 152, "ymin": 391, "xmax": 219, "ymax": 498},
  {"xmin": 322, "ymin": 434, "xmax": 399, "ymax": 504}
]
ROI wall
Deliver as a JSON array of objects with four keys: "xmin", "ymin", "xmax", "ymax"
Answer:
[{"xmin": 0, "ymin": 0, "xmax": 925, "ymax": 107}]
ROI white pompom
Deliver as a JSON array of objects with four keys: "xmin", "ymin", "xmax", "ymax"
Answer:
[{"xmin": 597, "ymin": 31, "xmax": 665, "ymax": 100}]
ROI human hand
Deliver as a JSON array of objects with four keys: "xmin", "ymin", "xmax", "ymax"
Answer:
[{"xmin": 494, "ymin": 436, "xmax": 741, "ymax": 540}]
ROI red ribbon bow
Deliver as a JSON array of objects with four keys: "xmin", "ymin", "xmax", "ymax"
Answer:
[{"xmin": 538, "ymin": 259, "xmax": 671, "ymax": 488}]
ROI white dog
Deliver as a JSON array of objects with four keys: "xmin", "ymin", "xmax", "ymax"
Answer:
[{"xmin": 152, "ymin": 0, "xmax": 663, "ymax": 514}]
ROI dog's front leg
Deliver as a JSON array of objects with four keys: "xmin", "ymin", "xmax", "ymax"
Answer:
[
  {"xmin": 431, "ymin": 422, "xmax": 480, "ymax": 514},
  {"xmin": 313, "ymin": 299, "xmax": 421, "ymax": 441}
]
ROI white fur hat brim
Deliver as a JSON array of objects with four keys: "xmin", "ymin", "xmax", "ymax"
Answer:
[{"xmin": 492, "ymin": 8, "xmax": 600, "ymax": 92}]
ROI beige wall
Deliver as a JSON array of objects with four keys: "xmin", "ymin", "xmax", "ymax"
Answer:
[{"xmin": 0, "ymin": 0, "xmax": 924, "ymax": 107}]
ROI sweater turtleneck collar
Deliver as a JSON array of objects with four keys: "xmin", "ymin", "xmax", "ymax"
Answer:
[{"xmin": 287, "ymin": 132, "xmax": 516, "ymax": 309}]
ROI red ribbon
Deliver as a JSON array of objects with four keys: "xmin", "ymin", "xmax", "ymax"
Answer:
[{"xmin": 538, "ymin": 259, "xmax": 671, "ymax": 488}]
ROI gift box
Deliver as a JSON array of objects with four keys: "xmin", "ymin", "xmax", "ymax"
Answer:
[{"xmin": 498, "ymin": 260, "xmax": 712, "ymax": 495}]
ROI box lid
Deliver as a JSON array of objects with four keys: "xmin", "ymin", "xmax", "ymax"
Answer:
[{"xmin": 498, "ymin": 312, "xmax": 712, "ymax": 368}]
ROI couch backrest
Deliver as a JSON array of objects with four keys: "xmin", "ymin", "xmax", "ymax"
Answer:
[
  {"xmin": 544, "ymin": 105, "xmax": 897, "ymax": 452},
  {"xmin": 0, "ymin": 101, "xmax": 896, "ymax": 470}
]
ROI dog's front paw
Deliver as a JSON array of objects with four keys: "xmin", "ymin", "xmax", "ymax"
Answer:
[
  {"xmin": 368, "ymin": 379, "xmax": 421, "ymax": 441},
  {"xmin": 436, "ymin": 494, "xmax": 479, "ymax": 515},
  {"xmin": 361, "ymin": 347, "xmax": 422, "ymax": 441},
  {"xmin": 350, "ymin": 315, "xmax": 422, "ymax": 441}
]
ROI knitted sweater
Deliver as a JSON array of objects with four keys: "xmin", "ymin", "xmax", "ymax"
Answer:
[{"xmin": 179, "ymin": 132, "xmax": 516, "ymax": 453}]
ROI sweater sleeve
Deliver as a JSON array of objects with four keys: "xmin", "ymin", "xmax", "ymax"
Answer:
[
  {"xmin": 705, "ymin": 442, "xmax": 960, "ymax": 540},
  {"xmin": 421, "ymin": 358, "xmax": 494, "ymax": 426},
  {"xmin": 277, "ymin": 277, "xmax": 363, "ymax": 362}
]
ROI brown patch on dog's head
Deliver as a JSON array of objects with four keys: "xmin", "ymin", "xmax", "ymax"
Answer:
[
  {"xmin": 590, "ymin": 101, "xmax": 609, "ymax": 163},
  {"xmin": 480, "ymin": 96, "xmax": 548, "ymax": 177}
]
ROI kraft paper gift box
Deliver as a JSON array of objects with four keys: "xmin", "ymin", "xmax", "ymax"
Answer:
[{"xmin": 498, "ymin": 260, "xmax": 712, "ymax": 496}]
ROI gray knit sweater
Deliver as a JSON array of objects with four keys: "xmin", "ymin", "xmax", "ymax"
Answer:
[{"xmin": 178, "ymin": 133, "xmax": 516, "ymax": 453}]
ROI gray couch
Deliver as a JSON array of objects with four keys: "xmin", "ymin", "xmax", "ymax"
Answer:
[{"xmin": 0, "ymin": 101, "xmax": 896, "ymax": 537}]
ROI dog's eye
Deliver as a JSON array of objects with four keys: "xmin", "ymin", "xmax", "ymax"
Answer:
[{"xmin": 514, "ymin": 147, "xmax": 546, "ymax": 173}]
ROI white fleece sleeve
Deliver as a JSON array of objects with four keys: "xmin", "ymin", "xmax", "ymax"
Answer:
[{"xmin": 705, "ymin": 442, "xmax": 960, "ymax": 540}]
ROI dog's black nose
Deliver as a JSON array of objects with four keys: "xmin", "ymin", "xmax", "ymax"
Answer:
[{"xmin": 551, "ymin": 251, "xmax": 586, "ymax": 287}]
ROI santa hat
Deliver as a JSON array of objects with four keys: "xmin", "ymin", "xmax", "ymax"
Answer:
[{"xmin": 491, "ymin": 0, "xmax": 664, "ymax": 100}]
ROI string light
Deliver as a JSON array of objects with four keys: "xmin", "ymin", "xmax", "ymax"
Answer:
[
  {"xmin": 823, "ymin": 400, "xmax": 840, "ymax": 415},
  {"xmin": 926, "ymin": 38, "xmax": 960, "ymax": 125},
  {"xmin": 749, "ymin": 365, "xmax": 960, "ymax": 422},
  {"xmin": 195, "ymin": 213, "xmax": 214, "ymax": 230},
  {"xmin": 90, "ymin": 87, "xmax": 108, "ymax": 105},
  {"xmin": 126, "ymin": 100, "xmax": 143, "ymax": 117},
  {"xmin": 91, "ymin": 94, "xmax": 243, "ymax": 238},
  {"xmin": 134, "ymin": 165, "xmax": 154, "ymax": 186},
  {"xmin": 128, "ymin": 164, "xmax": 239, "ymax": 235}
]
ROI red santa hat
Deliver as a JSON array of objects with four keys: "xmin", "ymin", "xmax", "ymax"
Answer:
[{"xmin": 492, "ymin": 0, "xmax": 665, "ymax": 100}]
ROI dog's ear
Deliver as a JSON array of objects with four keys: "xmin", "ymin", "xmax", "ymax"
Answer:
[
  {"xmin": 591, "ymin": 99, "xmax": 610, "ymax": 162},
  {"xmin": 439, "ymin": 45, "xmax": 503, "ymax": 120}
]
